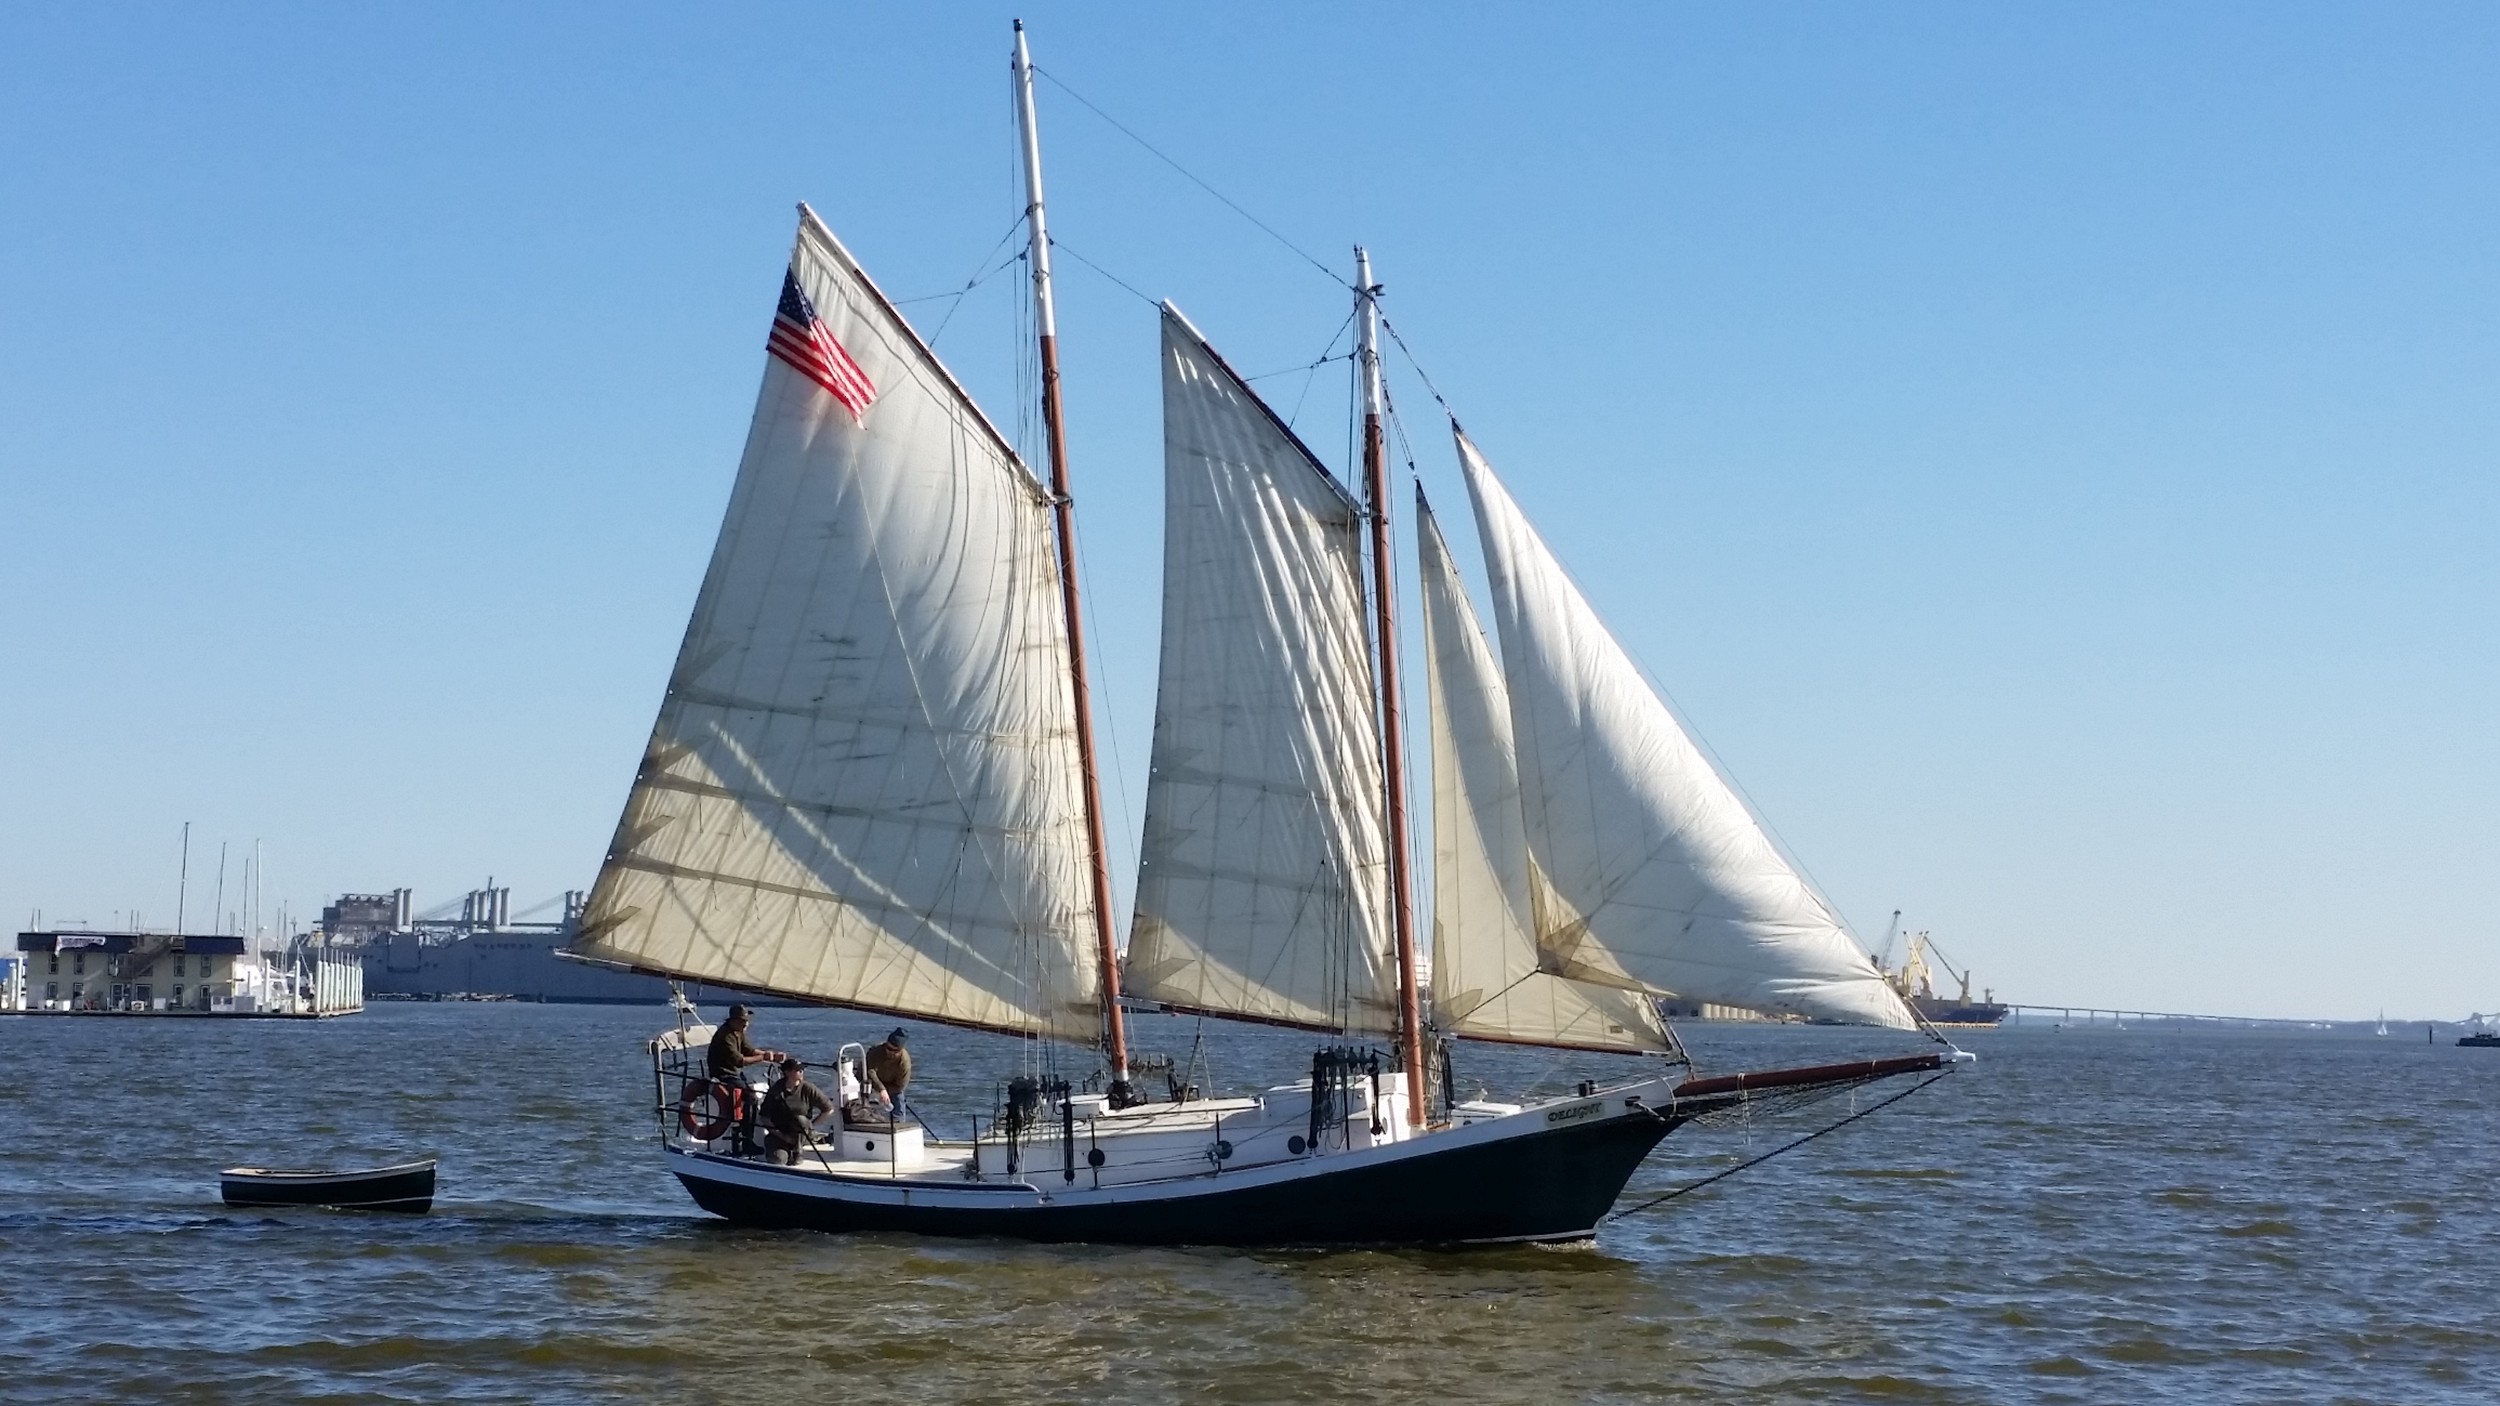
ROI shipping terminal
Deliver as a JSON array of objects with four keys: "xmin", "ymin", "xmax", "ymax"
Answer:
[{"xmin": 313, "ymin": 888, "xmax": 804, "ymax": 1006}]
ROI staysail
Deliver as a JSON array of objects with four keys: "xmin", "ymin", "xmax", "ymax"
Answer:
[
  {"xmin": 1456, "ymin": 431, "xmax": 1914, "ymax": 1029},
  {"xmin": 1418, "ymin": 492, "xmax": 1674, "ymax": 1051},
  {"xmin": 1123, "ymin": 305, "xmax": 1399, "ymax": 1034},
  {"xmin": 572, "ymin": 205, "xmax": 1101, "ymax": 1042}
]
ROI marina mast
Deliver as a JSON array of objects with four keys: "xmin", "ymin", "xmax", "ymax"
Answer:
[
  {"xmin": 1013, "ymin": 21, "xmax": 1132, "ymax": 1097},
  {"xmin": 1356, "ymin": 248, "xmax": 1427, "ymax": 1126}
]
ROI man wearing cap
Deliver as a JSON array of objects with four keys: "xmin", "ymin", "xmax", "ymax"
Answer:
[
  {"xmin": 760, "ymin": 1057, "xmax": 835, "ymax": 1165},
  {"xmin": 704, "ymin": 1004, "xmax": 788, "ymax": 1156},
  {"xmin": 865, "ymin": 1027, "xmax": 913, "ymax": 1119},
  {"xmin": 707, "ymin": 1003, "xmax": 787, "ymax": 1080}
]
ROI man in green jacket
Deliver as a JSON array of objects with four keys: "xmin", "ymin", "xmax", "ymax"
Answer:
[
  {"xmin": 706, "ymin": 1003, "xmax": 788, "ymax": 1156},
  {"xmin": 760, "ymin": 1058, "xmax": 835, "ymax": 1165},
  {"xmin": 707, "ymin": 1003, "xmax": 788, "ymax": 1080}
]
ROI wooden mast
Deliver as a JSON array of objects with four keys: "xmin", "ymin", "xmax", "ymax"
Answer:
[
  {"xmin": 1014, "ymin": 20, "xmax": 1132, "ymax": 1098},
  {"xmin": 1355, "ymin": 248, "xmax": 1428, "ymax": 1127}
]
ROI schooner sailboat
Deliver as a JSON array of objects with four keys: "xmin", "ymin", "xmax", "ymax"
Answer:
[{"xmin": 570, "ymin": 23, "xmax": 1963, "ymax": 1246}]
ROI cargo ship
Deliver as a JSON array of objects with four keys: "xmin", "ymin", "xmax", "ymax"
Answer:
[
  {"xmin": 1880, "ymin": 919, "xmax": 2007, "ymax": 1029},
  {"xmin": 316, "ymin": 887, "xmax": 804, "ymax": 1006}
]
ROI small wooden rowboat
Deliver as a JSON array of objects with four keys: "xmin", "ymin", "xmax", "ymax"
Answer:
[{"xmin": 219, "ymin": 1158, "xmax": 437, "ymax": 1213}]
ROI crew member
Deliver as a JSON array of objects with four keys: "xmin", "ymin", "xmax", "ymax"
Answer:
[
  {"xmin": 760, "ymin": 1058, "xmax": 835, "ymax": 1165},
  {"xmin": 707, "ymin": 1003, "xmax": 787, "ymax": 1079},
  {"xmin": 705, "ymin": 1003, "xmax": 787, "ymax": 1156},
  {"xmin": 865, "ymin": 1027, "xmax": 912, "ymax": 1119}
]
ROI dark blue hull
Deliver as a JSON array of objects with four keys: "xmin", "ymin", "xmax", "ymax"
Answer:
[{"xmin": 671, "ymin": 1109, "xmax": 1685, "ymax": 1247}]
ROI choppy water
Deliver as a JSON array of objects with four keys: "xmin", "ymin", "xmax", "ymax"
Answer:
[{"xmin": 0, "ymin": 1003, "xmax": 2493, "ymax": 1403}]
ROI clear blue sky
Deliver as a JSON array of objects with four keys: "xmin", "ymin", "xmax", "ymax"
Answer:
[{"xmin": 4, "ymin": 4, "xmax": 2493, "ymax": 1019}]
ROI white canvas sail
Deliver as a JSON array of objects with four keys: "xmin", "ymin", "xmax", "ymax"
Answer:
[
  {"xmin": 1124, "ymin": 305, "xmax": 1398, "ymax": 1034},
  {"xmin": 572, "ymin": 205, "xmax": 1101, "ymax": 1042},
  {"xmin": 1456, "ymin": 431, "xmax": 1914, "ymax": 1029},
  {"xmin": 1419, "ymin": 494, "xmax": 1674, "ymax": 1052}
]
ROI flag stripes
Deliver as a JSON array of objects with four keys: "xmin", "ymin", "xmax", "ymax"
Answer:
[{"xmin": 768, "ymin": 270, "xmax": 877, "ymax": 422}]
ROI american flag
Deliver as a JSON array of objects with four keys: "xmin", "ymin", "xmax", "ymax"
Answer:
[{"xmin": 768, "ymin": 270, "xmax": 877, "ymax": 422}]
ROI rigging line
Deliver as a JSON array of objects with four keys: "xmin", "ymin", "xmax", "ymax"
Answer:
[
  {"xmin": 1282, "ymin": 310, "xmax": 1358, "ymax": 427},
  {"xmin": 892, "ymin": 235, "xmax": 1030, "ymax": 307},
  {"xmin": 1345, "ymin": 328, "xmax": 1361, "ymax": 495},
  {"xmin": 927, "ymin": 219, "xmax": 1035, "ymax": 347},
  {"xmin": 1604, "ymin": 1073, "xmax": 1948, "ymax": 1222},
  {"xmin": 1047, "ymin": 235, "xmax": 1159, "ymax": 309},
  {"xmin": 1247, "ymin": 351, "xmax": 1352, "ymax": 383},
  {"xmin": 893, "ymin": 211, "xmax": 1028, "ymax": 308},
  {"xmin": 1376, "ymin": 312, "xmax": 1458, "ymax": 420},
  {"xmin": 1032, "ymin": 65, "xmax": 1349, "ymax": 289},
  {"xmin": 1906, "ymin": 1002, "xmax": 1961, "ymax": 1050},
  {"xmin": 1512, "ymin": 1043, "xmax": 1586, "ymax": 1102},
  {"xmin": 1437, "ymin": 966, "xmax": 1548, "ymax": 1027},
  {"xmin": 1067, "ymin": 509, "xmax": 1137, "ymax": 937},
  {"xmin": 1370, "ymin": 382, "xmax": 1427, "ymax": 875},
  {"xmin": 1384, "ymin": 391, "xmax": 1428, "ymax": 490},
  {"xmin": 1282, "ymin": 359, "xmax": 1327, "ymax": 432}
]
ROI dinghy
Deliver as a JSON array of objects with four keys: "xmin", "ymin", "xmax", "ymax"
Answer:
[{"xmin": 219, "ymin": 1159, "xmax": 436, "ymax": 1213}]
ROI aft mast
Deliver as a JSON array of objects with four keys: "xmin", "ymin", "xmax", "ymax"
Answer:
[
  {"xmin": 1013, "ymin": 20, "xmax": 1133, "ymax": 1098},
  {"xmin": 1355, "ymin": 248, "xmax": 1428, "ymax": 1126}
]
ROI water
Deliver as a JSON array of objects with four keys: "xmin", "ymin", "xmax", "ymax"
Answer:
[{"xmin": 1, "ymin": 1004, "xmax": 2492, "ymax": 1403}]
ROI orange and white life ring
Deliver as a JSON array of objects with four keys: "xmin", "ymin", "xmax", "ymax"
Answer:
[{"xmin": 680, "ymin": 1079, "xmax": 739, "ymax": 1141}]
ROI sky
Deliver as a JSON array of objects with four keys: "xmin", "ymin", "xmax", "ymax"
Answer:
[{"xmin": 3, "ymin": 4, "xmax": 2493, "ymax": 1019}]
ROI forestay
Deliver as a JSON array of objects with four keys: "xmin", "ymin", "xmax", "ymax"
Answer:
[
  {"xmin": 1418, "ymin": 493, "xmax": 1674, "ymax": 1052},
  {"xmin": 1124, "ymin": 306, "xmax": 1398, "ymax": 1034},
  {"xmin": 572, "ymin": 205, "xmax": 1101, "ymax": 1042},
  {"xmin": 1456, "ymin": 431, "xmax": 1914, "ymax": 1029}
]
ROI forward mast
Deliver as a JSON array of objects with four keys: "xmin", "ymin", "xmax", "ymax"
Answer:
[
  {"xmin": 1013, "ymin": 20, "xmax": 1133, "ymax": 1098},
  {"xmin": 1355, "ymin": 249, "xmax": 1428, "ymax": 1127}
]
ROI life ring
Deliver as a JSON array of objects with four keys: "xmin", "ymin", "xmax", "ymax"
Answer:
[{"xmin": 680, "ymin": 1079, "xmax": 739, "ymax": 1141}]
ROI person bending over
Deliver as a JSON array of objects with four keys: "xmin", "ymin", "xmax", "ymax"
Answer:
[{"xmin": 865, "ymin": 1027, "xmax": 912, "ymax": 1119}]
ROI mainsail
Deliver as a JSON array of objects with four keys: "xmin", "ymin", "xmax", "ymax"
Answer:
[
  {"xmin": 572, "ymin": 206, "xmax": 1101, "ymax": 1042},
  {"xmin": 1124, "ymin": 305, "xmax": 1398, "ymax": 1034},
  {"xmin": 1456, "ymin": 431, "xmax": 1915, "ymax": 1029},
  {"xmin": 1418, "ymin": 493, "xmax": 1674, "ymax": 1052}
]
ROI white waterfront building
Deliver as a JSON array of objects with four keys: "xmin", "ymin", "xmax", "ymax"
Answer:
[{"xmin": 12, "ymin": 930, "xmax": 362, "ymax": 1018}]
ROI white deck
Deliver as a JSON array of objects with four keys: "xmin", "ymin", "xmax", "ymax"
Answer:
[{"xmin": 646, "ymin": 1020, "xmax": 1669, "ymax": 1199}]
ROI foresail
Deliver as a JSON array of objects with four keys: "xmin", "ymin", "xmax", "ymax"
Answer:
[
  {"xmin": 1124, "ymin": 305, "xmax": 1398, "ymax": 1034},
  {"xmin": 572, "ymin": 205, "xmax": 1101, "ymax": 1042},
  {"xmin": 1419, "ymin": 493, "xmax": 1673, "ymax": 1053},
  {"xmin": 1456, "ymin": 432, "xmax": 1914, "ymax": 1030}
]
